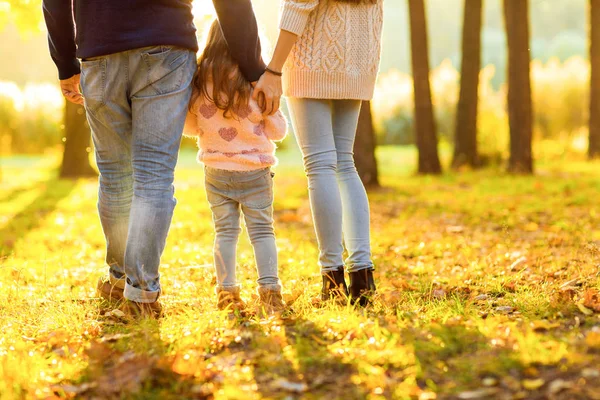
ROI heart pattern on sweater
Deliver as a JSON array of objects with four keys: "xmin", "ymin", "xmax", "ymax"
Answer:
[
  {"xmin": 219, "ymin": 127, "xmax": 238, "ymax": 142},
  {"xmin": 253, "ymin": 120, "xmax": 266, "ymax": 136},
  {"xmin": 199, "ymin": 103, "xmax": 218, "ymax": 119},
  {"xmin": 259, "ymin": 154, "xmax": 274, "ymax": 165}
]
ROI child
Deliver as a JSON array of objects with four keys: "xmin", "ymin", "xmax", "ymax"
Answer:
[{"xmin": 184, "ymin": 20, "xmax": 288, "ymax": 315}]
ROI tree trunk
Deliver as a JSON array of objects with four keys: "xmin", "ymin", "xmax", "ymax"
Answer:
[
  {"xmin": 354, "ymin": 101, "xmax": 380, "ymax": 188},
  {"xmin": 452, "ymin": 0, "xmax": 483, "ymax": 169},
  {"xmin": 59, "ymin": 101, "xmax": 96, "ymax": 178},
  {"xmin": 408, "ymin": 0, "xmax": 442, "ymax": 175},
  {"xmin": 590, "ymin": 0, "xmax": 600, "ymax": 158},
  {"xmin": 504, "ymin": 0, "xmax": 534, "ymax": 174}
]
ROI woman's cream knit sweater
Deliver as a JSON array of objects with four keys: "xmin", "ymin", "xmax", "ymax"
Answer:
[{"xmin": 279, "ymin": 0, "xmax": 384, "ymax": 100}]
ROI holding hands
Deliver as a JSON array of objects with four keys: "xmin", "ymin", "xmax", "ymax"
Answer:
[{"xmin": 252, "ymin": 69, "xmax": 283, "ymax": 116}]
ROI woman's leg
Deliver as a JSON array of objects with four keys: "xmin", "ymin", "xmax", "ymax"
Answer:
[
  {"xmin": 287, "ymin": 98, "xmax": 345, "ymax": 272},
  {"xmin": 332, "ymin": 100, "xmax": 374, "ymax": 273}
]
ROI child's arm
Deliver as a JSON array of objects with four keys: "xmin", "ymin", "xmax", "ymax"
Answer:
[
  {"xmin": 264, "ymin": 111, "xmax": 288, "ymax": 141},
  {"xmin": 183, "ymin": 108, "xmax": 201, "ymax": 137}
]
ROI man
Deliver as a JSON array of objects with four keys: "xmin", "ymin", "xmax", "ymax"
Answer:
[{"xmin": 43, "ymin": 0, "xmax": 277, "ymax": 318}]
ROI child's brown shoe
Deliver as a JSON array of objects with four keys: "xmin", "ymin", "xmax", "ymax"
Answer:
[
  {"xmin": 257, "ymin": 286, "xmax": 286, "ymax": 316},
  {"xmin": 217, "ymin": 286, "xmax": 247, "ymax": 313}
]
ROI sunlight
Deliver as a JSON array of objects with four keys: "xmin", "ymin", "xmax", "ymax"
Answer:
[{"xmin": 192, "ymin": 0, "xmax": 215, "ymax": 18}]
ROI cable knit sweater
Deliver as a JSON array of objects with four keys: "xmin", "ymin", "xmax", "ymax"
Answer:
[
  {"xmin": 279, "ymin": 0, "xmax": 384, "ymax": 100},
  {"xmin": 184, "ymin": 87, "xmax": 288, "ymax": 171}
]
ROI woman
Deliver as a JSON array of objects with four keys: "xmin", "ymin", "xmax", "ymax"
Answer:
[{"xmin": 254, "ymin": 0, "xmax": 384, "ymax": 305}]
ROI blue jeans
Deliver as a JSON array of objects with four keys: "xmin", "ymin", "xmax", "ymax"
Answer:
[
  {"xmin": 80, "ymin": 46, "xmax": 197, "ymax": 303},
  {"xmin": 287, "ymin": 98, "xmax": 374, "ymax": 274},
  {"xmin": 204, "ymin": 167, "xmax": 280, "ymax": 290}
]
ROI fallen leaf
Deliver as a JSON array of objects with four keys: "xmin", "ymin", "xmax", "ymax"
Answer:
[
  {"xmin": 474, "ymin": 294, "xmax": 489, "ymax": 301},
  {"xmin": 105, "ymin": 309, "xmax": 126, "ymax": 319},
  {"xmin": 583, "ymin": 289, "xmax": 600, "ymax": 312},
  {"xmin": 495, "ymin": 306, "xmax": 515, "ymax": 314},
  {"xmin": 503, "ymin": 281, "xmax": 517, "ymax": 293},
  {"xmin": 522, "ymin": 378, "xmax": 545, "ymax": 390},
  {"xmin": 446, "ymin": 225, "xmax": 464, "ymax": 233},
  {"xmin": 585, "ymin": 331, "xmax": 600, "ymax": 349},
  {"xmin": 52, "ymin": 382, "xmax": 97, "ymax": 396},
  {"xmin": 271, "ymin": 379, "xmax": 308, "ymax": 393},
  {"xmin": 432, "ymin": 288, "xmax": 447, "ymax": 299},
  {"xmin": 99, "ymin": 333, "xmax": 133, "ymax": 343},
  {"xmin": 509, "ymin": 257, "xmax": 527, "ymax": 271},
  {"xmin": 577, "ymin": 302, "xmax": 594, "ymax": 316},
  {"xmin": 581, "ymin": 368, "xmax": 600, "ymax": 378},
  {"xmin": 457, "ymin": 388, "xmax": 499, "ymax": 399},
  {"xmin": 547, "ymin": 379, "xmax": 573, "ymax": 395},
  {"xmin": 524, "ymin": 222, "xmax": 539, "ymax": 232},
  {"xmin": 482, "ymin": 377, "xmax": 498, "ymax": 387},
  {"xmin": 390, "ymin": 278, "xmax": 416, "ymax": 291}
]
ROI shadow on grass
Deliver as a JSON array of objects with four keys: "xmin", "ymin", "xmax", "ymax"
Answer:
[
  {"xmin": 0, "ymin": 178, "xmax": 77, "ymax": 257},
  {"xmin": 248, "ymin": 315, "xmax": 362, "ymax": 399}
]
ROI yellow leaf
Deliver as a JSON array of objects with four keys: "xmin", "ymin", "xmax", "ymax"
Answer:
[
  {"xmin": 524, "ymin": 222, "xmax": 539, "ymax": 232},
  {"xmin": 522, "ymin": 378, "xmax": 545, "ymax": 390},
  {"xmin": 577, "ymin": 302, "xmax": 594, "ymax": 316}
]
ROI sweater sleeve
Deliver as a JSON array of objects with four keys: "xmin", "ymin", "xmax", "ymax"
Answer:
[
  {"xmin": 42, "ymin": 0, "xmax": 81, "ymax": 80},
  {"xmin": 212, "ymin": 0, "xmax": 267, "ymax": 82},
  {"xmin": 264, "ymin": 111, "xmax": 288, "ymax": 142},
  {"xmin": 279, "ymin": 0, "xmax": 320, "ymax": 36},
  {"xmin": 183, "ymin": 108, "xmax": 201, "ymax": 138}
]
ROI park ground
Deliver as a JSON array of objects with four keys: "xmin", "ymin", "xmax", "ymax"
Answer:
[{"xmin": 1, "ymin": 145, "xmax": 600, "ymax": 399}]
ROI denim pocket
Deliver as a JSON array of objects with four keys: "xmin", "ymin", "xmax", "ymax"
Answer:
[
  {"xmin": 241, "ymin": 174, "xmax": 273, "ymax": 210},
  {"xmin": 205, "ymin": 179, "xmax": 230, "ymax": 207},
  {"xmin": 141, "ymin": 46, "xmax": 191, "ymax": 96},
  {"xmin": 80, "ymin": 58, "xmax": 106, "ymax": 114}
]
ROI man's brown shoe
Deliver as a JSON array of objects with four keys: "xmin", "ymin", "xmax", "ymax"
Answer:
[
  {"xmin": 120, "ymin": 300, "xmax": 163, "ymax": 320},
  {"xmin": 97, "ymin": 276, "xmax": 125, "ymax": 301}
]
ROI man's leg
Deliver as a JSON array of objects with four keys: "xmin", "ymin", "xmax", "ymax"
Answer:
[
  {"xmin": 123, "ymin": 46, "xmax": 197, "ymax": 302},
  {"xmin": 80, "ymin": 53, "xmax": 133, "ymax": 293}
]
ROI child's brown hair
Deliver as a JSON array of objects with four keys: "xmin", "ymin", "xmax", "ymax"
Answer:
[{"xmin": 191, "ymin": 20, "xmax": 252, "ymax": 119}]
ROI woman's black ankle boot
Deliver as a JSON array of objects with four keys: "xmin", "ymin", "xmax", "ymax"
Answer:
[
  {"xmin": 349, "ymin": 269, "xmax": 376, "ymax": 306},
  {"xmin": 321, "ymin": 267, "xmax": 349, "ymax": 301}
]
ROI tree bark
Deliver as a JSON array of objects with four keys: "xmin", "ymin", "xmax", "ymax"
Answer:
[
  {"xmin": 354, "ymin": 101, "xmax": 380, "ymax": 188},
  {"xmin": 408, "ymin": 0, "xmax": 442, "ymax": 174},
  {"xmin": 590, "ymin": 0, "xmax": 600, "ymax": 158},
  {"xmin": 504, "ymin": 0, "xmax": 534, "ymax": 174},
  {"xmin": 452, "ymin": 0, "xmax": 483, "ymax": 169},
  {"xmin": 59, "ymin": 101, "xmax": 96, "ymax": 178}
]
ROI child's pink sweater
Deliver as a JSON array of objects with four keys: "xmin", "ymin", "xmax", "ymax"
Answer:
[{"xmin": 184, "ymin": 87, "xmax": 288, "ymax": 171}]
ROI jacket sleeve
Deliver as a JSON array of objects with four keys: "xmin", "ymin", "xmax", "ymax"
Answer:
[
  {"xmin": 279, "ymin": 0, "xmax": 320, "ymax": 36},
  {"xmin": 42, "ymin": 0, "xmax": 81, "ymax": 80},
  {"xmin": 212, "ymin": 0, "xmax": 267, "ymax": 82},
  {"xmin": 264, "ymin": 110, "xmax": 288, "ymax": 142}
]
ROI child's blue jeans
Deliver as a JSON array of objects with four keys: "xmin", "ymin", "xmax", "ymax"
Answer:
[{"xmin": 204, "ymin": 166, "xmax": 280, "ymax": 290}]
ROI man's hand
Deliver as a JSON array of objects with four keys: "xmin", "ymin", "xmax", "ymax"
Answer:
[
  {"xmin": 60, "ymin": 74, "xmax": 84, "ymax": 105},
  {"xmin": 252, "ymin": 71, "xmax": 282, "ymax": 116}
]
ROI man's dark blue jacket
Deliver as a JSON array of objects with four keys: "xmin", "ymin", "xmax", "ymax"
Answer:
[{"xmin": 42, "ymin": 0, "xmax": 266, "ymax": 82}]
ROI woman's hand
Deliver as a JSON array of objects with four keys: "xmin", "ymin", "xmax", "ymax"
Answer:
[{"xmin": 252, "ymin": 71, "xmax": 283, "ymax": 116}]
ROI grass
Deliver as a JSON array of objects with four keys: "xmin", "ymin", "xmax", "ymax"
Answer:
[{"xmin": 1, "ymin": 145, "xmax": 600, "ymax": 399}]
